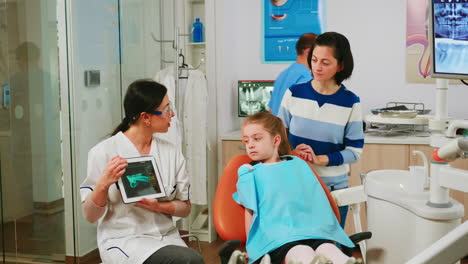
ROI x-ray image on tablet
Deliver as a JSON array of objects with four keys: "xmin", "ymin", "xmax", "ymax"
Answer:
[{"xmin": 117, "ymin": 156, "xmax": 166, "ymax": 203}]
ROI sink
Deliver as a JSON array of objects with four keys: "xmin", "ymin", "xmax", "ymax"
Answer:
[{"xmin": 366, "ymin": 170, "xmax": 427, "ymax": 199}]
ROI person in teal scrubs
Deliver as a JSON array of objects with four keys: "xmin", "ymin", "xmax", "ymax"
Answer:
[{"xmin": 268, "ymin": 33, "xmax": 317, "ymax": 115}]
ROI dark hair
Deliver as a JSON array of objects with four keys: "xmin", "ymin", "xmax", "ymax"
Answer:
[
  {"xmin": 242, "ymin": 112, "xmax": 292, "ymax": 157},
  {"xmin": 307, "ymin": 32, "xmax": 354, "ymax": 84},
  {"xmin": 16, "ymin": 42, "xmax": 40, "ymax": 62},
  {"xmin": 111, "ymin": 79, "xmax": 167, "ymax": 135},
  {"xmin": 296, "ymin": 33, "xmax": 318, "ymax": 55}
]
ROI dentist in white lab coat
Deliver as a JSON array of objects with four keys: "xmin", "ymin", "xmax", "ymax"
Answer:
[{"xmin": 80, "ymin": 79, "xmax": 204, "ymax": 264}]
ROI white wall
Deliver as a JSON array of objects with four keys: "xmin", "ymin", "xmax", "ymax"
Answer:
[{"xmin": 215, "ymin": 0, "xmax": 468, "ymax": 136}]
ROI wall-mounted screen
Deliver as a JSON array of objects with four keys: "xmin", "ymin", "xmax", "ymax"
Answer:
[
  {"xmin": 429, "ymin": 0, "xmax": 468, "ymax": 80},
  {"xmin": 238, "ymin": 80, "xmax": 274, "ymax": 117}
]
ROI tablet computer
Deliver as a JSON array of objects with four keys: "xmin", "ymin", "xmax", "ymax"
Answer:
[{"xmin": 117, "ymin": 156, "xmax": 166, "ymax": 203}]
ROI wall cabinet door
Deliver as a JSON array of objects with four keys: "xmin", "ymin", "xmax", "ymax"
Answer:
[
  {"xmin": 349, "ymin": 144, "xmax": 409, "ymax": 186},
  {"xmin": 221, "ymin": 140, "xmax": 246, "ymax": 170}
]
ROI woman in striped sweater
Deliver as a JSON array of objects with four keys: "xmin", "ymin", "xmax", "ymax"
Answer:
[{"xmin": 277, "ymin": 32, "xmax": 364, "ymax": 228}]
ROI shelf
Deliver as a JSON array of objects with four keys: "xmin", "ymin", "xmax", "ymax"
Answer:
[
  {"xmin": 190, "ymin": 228, "xmax": 208, "ymax": 234},
  {"xmin": 187, "ymin": 42, "xmax": 205, "ymax": 46}
]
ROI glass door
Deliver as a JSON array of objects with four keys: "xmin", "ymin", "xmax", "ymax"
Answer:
[
  {"xmin": 0, "ymin": 0, "xmax": 65, "ymax": 262},
  {"xmin": 120, "ymin": 0, "xmax": 168, "ymax": 89}
]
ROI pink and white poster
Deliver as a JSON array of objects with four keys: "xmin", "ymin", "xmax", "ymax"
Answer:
[{"xmin": 406, "ymin": 0, "xmax": 434, "ymax": 83}]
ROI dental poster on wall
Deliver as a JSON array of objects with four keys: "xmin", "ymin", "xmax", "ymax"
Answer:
[
  {"xmin": 263, "ymin": 0, "xmax": 325, "ymax": 63},
  {"xmin": 406, "ymin": 0, "xmax": 435, "ymax": 83}
]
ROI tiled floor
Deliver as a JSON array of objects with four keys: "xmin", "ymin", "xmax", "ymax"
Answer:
[
  {"xmin": 80, "ymin": 238, "xmax": 468, "ymax": 264},
  {"xmin": 1, "ymin": 212, "xmax": 467, "ymax": 264},
  {"xmin": 1, "ymin": 212, "xmax": 66, "ymax": 264}
]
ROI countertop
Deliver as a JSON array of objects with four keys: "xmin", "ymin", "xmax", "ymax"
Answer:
[{"xmin": 220, "ymin": 130, "xmax": 431, "ymax": 145}]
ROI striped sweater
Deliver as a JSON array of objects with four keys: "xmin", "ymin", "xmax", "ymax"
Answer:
[{"xmin": 277, "ymin": 81, "xmax": 364, "ymax": 189}]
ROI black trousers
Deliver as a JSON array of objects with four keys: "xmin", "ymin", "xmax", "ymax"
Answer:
[{"xmin": 143, "ymin": 245, "xmax": 205, "ymax": 264}]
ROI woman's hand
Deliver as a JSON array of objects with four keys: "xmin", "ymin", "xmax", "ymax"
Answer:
[
  {"xmin": 136, "ymin": 199, "xmax": 192, "ymax": 217},
  {"xmin": 99, "ymin": 156, "xmax": 127, "ymax": 188},
  {"xmin": 311, "ymin": 155, "xmax": 329, "ymax": 166},
  {"xmin": 91, "ymin": 156, "xmax": 127, "ymax": 207},
  {"xmin": 136, "ymin": 198, "xmax": 166, "ymax": 213},
  {"xmin": 293, "ymin": 144, "xmax": 315, "ymax": 162}
]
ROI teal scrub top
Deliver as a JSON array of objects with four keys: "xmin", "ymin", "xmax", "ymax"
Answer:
[
  {"xmin": 232, "ymin": 156, "xmax": 353, "ymax": 264},
  {"xmin": 268, "ymin": 63, "xmax": 311, "ymax": 115}
]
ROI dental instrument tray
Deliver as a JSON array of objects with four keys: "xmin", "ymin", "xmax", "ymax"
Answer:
[
  {"xmin": 116, "ymin": 156, "xmax": 166, "ymax": 203},
  {"xmin": 365, "ymin": 102, "xmax": 431, "ymax": 137},
  {"xmin": 371, "ymin": 102, "xmax": 431, "ymax": 117},
  {"xmin": 377, "ymin": 110, "xmax": 419, "ymax": 119}
]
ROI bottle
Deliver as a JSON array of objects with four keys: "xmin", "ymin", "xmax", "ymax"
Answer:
[{"xmin": 192, "ymin": 18, "xmax": 203, "ymax": 43}]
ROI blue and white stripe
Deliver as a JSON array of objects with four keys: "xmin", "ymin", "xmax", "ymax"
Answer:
[{"xmin": 277, "ymin": 82, "xmax": 364, "ymax": 187}]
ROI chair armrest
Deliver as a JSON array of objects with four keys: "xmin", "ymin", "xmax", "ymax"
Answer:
[
  {"xmin": 349, "ymin": 231, "xmax": 372, "ymax": 245},
  {"xmin": 331, "ymin": 185, "xmax": 366, "ymax": 206},
  {"xmin": 341, "ymin": 231, "xmax": 373, "ymax": 257},
  {"xmin": 218, "ymin": 239, "xmax": 242, "ymax": 264}
]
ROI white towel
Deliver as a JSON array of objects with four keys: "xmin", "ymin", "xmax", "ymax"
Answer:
[{"xmin": 183, "ymin": 69, "xmax": 208, "ymax": 205}]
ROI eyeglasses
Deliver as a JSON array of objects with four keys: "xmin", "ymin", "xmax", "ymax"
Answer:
[{"xmin": 151, "ymin": 104, "xmax": 173, "ymax": 117}]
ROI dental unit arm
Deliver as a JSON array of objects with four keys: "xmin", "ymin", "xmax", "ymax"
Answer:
[
  {"xmin": 406, "ymin": 137, "xmax": 468, "ymax": 264},
  {"xmin": 430, "ymin": 137, "xmax": 468, "ymax": 206},
  {"xmin": 432, "ymin": 137, "xmax": 468, "ymax": 162}
]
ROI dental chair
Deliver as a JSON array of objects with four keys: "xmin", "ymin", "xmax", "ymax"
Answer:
[{"xmin": 213, "ymin": 154, "xmax": 371, "ymax": 264}]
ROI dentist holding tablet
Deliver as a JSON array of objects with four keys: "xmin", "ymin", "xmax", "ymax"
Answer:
[{"xmin": 80, "ymin": 79, "xmax": 204, "ymax": 264}]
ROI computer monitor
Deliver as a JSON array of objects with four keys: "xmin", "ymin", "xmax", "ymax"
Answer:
[
  {"xmin": 429, "ymin": 0, "xmax": 468, "ymax": 80},
  {"xmin": 238, "ymin": 80, "xmax": 274, "ymax": 117}
]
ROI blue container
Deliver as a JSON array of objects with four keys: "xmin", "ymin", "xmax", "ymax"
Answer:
[{"xmin": 192, "ymin": 18, "xmax": 203, "ymax": 43}]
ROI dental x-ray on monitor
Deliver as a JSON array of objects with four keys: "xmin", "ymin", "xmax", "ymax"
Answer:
[
  {"xmin": 238, "ymin": 80, "xmax": 274, "ymax": 117},
  {"xmin": 429, "ymin": 0, "xmax": 468, "ymax": 80}
]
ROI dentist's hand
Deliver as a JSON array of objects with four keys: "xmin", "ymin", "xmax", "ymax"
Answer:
[
  {"xmin": 100, "ymin": 156, "xmax": 127, "ymax": 187},
  {"xmin": 91, "ymin": 156, "xmax": 127, "ymax": 207},
  {"xmin": 136, "ymin": 198, "xmax": 164, "ymax": 213}
]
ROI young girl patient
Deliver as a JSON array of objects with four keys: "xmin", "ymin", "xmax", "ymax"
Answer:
[{"xmin": 233, "ymin": 112, "xmax": 357, "ymax": 264}]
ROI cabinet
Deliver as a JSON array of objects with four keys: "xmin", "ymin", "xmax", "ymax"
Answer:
[
  {"xmin": 220, "ymin": 135, "xmax": 468, "ymax": 237},
  {"xmin": 184, "ymin": 0, "xmax": 206, "ymax": 71},
  {"xmin": 221, "ymin": 140, "xmax": 245, "ymax": 170}
]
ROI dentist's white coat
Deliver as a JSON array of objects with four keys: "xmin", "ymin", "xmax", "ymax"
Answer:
[{"xmin": 80, "ymin": 132, "xmax": 190, "ymax": 264}]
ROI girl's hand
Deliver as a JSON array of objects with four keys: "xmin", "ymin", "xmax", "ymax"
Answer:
[
  {"xmin": 100, "ymin": 156, "xmax": 127, "ymax": 187},
  {"xmin": 312, "ymin": 154, "xmax": 329, "ymax": 166},
  {"xmin": 294, "ymin": 144, "xmax": 315, "ymax": 161}
]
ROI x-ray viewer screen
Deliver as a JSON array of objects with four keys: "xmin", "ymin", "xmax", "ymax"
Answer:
[
  {"xmin": 121, "ymin": 160, "xmax": 162, "ymax": 198},
  {"xmin": 432, "ymin": 0, "xmax": 468, "ymax": 77},
  {"xmin": 238, "ymin": 80, "xmax": 274, "ymax": 117}
]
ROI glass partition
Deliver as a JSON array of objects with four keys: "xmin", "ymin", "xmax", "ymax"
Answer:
[{"xmin": 0, "ymin": 0, "xmax": 65, "ymax": 262}]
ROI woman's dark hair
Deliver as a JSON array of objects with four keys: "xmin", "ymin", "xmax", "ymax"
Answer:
[
  {"xmin": 242, "ymin": 112, "xmax": 292, "ymax": 157},
  {"xmin": 307, "ymin": 31, "xmax": 354, "ymax": 85},
  {"xmin": 111, "ymin": 79, "xmax": 167, "ymax": 135}
]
